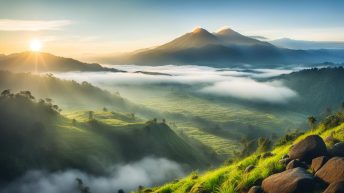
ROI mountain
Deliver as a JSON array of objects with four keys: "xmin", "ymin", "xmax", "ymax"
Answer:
[
  {"xmin": 0, "ymin": 52, "xmax": 122, "ymax": 72},
  {"xmin": 271, "ymin": 38, "xmax": 344, "ymax": 50},
  {"xmin": 215, "ymin": 27, "xmax": 271, "ymax": 46},
  {"xmin": 156, "ymin": 27, "xmax": 221, "ymax": 50},
  {"xmin": 102, "ymin": 27, "xmax": 344, "ymax": 67}
]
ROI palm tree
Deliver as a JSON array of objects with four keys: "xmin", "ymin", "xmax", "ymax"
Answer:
[{"xmin": 307, "ymin": 116, "xmax": 317, "ymax": 129}]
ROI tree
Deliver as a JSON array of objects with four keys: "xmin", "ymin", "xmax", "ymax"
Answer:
[
  {"xmin": 341, "ymin": 102, "xmax": 344, "ymax": 112},
  {"xmin": 1, "ymin": 89, "xmax": 10, "ymax": 97},
  {"xmin": 88, "ymin": 111, "xmax": 94, "ymax": 120},
  {"xmin": 118, "ymin": 189, "xmax": 125, "ymax": 193},
  {"xmin": 19, "ymin": 91, "xmax": 34, "ymax": 100},
  {"xmin": 307, "ymin": 116, "xmax": 317, "ymax": 129},
  {"xmin": 72, "ymin": 119, "xmax": 77, "ymax": 126},
  {"xmin": 130, "ymin": 113, "xmax": 135, "ymax": 120},
  {"xmin": 45, "ymin": 98, "xmax": 52, "ymax": 104},
  {"xmin": 75, "ymin": 178, "xmax": 91, "ymax": 193},
  {"xmin": 162, "ymin": 118, "xmax": 166, "ymax": 124},
  {"xmin": 102, "ymin": 107, "xmax": 108, "ymax": 112}
]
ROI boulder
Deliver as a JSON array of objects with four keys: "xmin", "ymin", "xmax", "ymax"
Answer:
[
  {"xmin": 315, "ymin": 157, "xmax": 344, "ymax": 184},
  {"xmin": 247, "ymin": 186, "xmax": 263, "ymax": 193},
  {"xmin": 330, "ymin": 142, "xmax": 344, "ymax": 157},
  {"xmin": 323, "ymin": 181, "xmax": 344, "ymax": 193},
  {"xmin": 288, "ymin": 135, "xmax": 328, "ymax": 162},
  {"xmin": 311, "ymin": 156, "xmax": 329, "ymax": 173},
  {"xmin": 245, "ymin": 165, "xmax": 255, "ymax": 173},
  {"xmin": 262, "ymin": 167, "xmax": 314, "ymax": 193},
  {"xmin": 325, "ymin": 135, "xmax": 340, "ymax": 145},
  {"xmin": 286, "ymin": 159, "xmax": 308, "ymax": 170}
]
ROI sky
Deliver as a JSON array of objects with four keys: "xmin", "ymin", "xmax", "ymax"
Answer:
[{"xmin": 0, "ymin": 0, "xmax": 343, "ymax": 59}]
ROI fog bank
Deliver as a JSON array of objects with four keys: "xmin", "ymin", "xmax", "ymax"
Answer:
[{"xmin": 0, "ymin": 157, "xmax": 184, "ymax": 193}]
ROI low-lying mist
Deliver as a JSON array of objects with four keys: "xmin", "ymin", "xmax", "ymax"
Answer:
[
  {"xmin": 0, "ymin": 157, "xmax": 184, "ymax": 193},
  {"xmin": 53, "ymin": 65, "xmax": 298, "ymax": 104}
]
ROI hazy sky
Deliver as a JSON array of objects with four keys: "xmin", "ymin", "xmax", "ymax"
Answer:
[{"xmin": 0, "ymin": 0, "xmax": 343, "ymax": 59}]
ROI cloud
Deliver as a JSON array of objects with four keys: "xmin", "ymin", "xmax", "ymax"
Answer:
[
  {"xmin": 199, "ymin": 78, "xmax": 297, "ymax": 103},
  {"xmin": 0, "ymin": 157, "xmax": 185, "ymax": 193},
  {"xmin": 0, "ymin": 19, "xmax": 72, "ymax": 31},
  {"xmin": 53, "ymin": 65, "xmax": 298, "ymax": 103},
  {"xmin": 248, "ymin": 35, "xmax": 268, "ymax": 40}
]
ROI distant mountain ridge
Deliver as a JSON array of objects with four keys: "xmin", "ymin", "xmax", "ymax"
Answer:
[
  {"xmin": 0, "ymin": 51, "xmax": 123, "ymax": 73},
  {"xmin": 101, "ymin": 27, "xmax": 344, "ymax": 67},
  {"xmin": 270, "ymin": 38, "xmax": 344, "ymax": 50}
]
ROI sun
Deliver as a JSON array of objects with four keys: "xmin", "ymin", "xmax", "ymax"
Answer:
[{"xmin": 29, "ymin": 39, "xmax": 43, "ymax": 52}]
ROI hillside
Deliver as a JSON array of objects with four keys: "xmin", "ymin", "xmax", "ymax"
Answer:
[
  {"xmin": 275, "ymin": 67, "xmax": 344, "ymax": 114},
  {"xmin": 0, "ymin": 52, "xmax": 122, "ymax": 72},
  {"xmin": 101, "ymin": 28, "xmax": 344, "ymax": 67},
  {"xmin": 0, "ymin": 70, "xmax": 151, "ymax": 113},
  {"xmin": 144, "ymin": 107, "xmax": 344, "ymax": 193},
  {"xmin": 0, "ymin": 90, "xmax": 211, "ymax": 182}
]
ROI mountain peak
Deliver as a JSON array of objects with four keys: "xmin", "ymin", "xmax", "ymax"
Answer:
[
  {"xmin": 216, "ymin": 27, "xmax": 239, "ymax": 35},
  {"xmin": 192, "ymin": 27, "xmax": 209, "ymax": 34}
]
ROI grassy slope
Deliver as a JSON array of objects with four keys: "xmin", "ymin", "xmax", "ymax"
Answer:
[
  {"xmin": 146, "ymin": 113, "xmax": 344, "ymax": 193},
  {"xmin": 117, "ymin": 86, "xmax": 305, "ymax": 160},
  {"xmin": 0, "ymin": 94, "xmax": 211, "ymax": 181}
]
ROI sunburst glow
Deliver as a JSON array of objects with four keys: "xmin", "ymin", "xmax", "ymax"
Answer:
[{"xmin": 29, "ymin": 39, "xmax": 42, "ymax": 52}]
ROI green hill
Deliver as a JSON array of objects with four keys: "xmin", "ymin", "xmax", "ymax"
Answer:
[
  {"xmin": 0, "ymin": 90, "xmax": 211, "ymax": 182},
  {"xmin": 144, "ymin": 108, "xmax": 344, "ymax": 193},
  {"xmin": 275, "ymin": 67, "xmax": 344, "ymax": 114}
]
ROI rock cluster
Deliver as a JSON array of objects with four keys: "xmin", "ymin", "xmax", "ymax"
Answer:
[{"xmin": 247, "ymin": 135, "xmax": 344, "ymax": 193}]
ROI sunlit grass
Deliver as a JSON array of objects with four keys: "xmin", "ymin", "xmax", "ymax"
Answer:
[{"xmin": 145, "ymin": 116, "xmax": 344, "ymax": 193}]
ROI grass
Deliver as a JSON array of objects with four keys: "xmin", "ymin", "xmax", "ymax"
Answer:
[
  {"xmin": 142, "ymin": 113, "xmax": 344, "ymax": 193},
  {"xmin": 118, "ymin": 86, "xmax": 306, "ymax": 161}
]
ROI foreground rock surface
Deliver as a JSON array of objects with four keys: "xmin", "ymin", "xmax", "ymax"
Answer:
[
  {"xmin": 247, "ymin": 186, "xmax": 263, "ymax": 193},
  {"xmin": 323, "ymin": 181, "xmax": 344, "ymax": 193},
  {"xmin": 311, "ymin": 156, "xmax": 329, "ymax": 173},
  {"xmin": 316, "ymin": 157, "xmax": 344, "ymax": 184},
  {"xmin": 288, "ymin": 135, "xmax": 327, "ymax": 162},
  {"xmin": 286, "ymin": 159, "xmax": 307, "ymax": 170},
  {"xmin": 331, "ymin": 142, "xmax": 344, "ymax": 157},
  {"xmin": 262, "ymin": 167, "xmax": 314, "ymax": 193}
]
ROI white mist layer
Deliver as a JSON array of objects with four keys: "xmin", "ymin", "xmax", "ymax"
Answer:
[
  {"xmin": 53, "ymin": 65, "xmax": 298, "ymax": 103},
  {"xmin": 0, "ymin": 157, "xmax": 184, "ymax": 193}
]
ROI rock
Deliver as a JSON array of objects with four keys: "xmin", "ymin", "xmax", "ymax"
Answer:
[
  {"xmin": 325, "ymin": 135, "xmax": 340, "ymax": 145},
  {"xmin": 330, "ymin": 142, "xmax": 344, "ymax": 157},
  {"xmin": 315, "ymin": 157, "xmax": 344, "ymax": 184},
  {"xmin": 262, "ymin": 152, "xmax": 274, "ymax": 158},
  {"xmin": 311, "ymin": 156, "xmax": 329, "ymax": 173},
  {"xmin": 286, "ymin": 159, "xmax": 308, "ymax": 170},
  {"xmin": 288, "ymin": 135, "xmax": 328, "ymax": 162},
  {"xmin": 279, "ymin": 158, "xmax": 292, "ymax": 165},
  {"xmin": 323, "ymin": 181, "xmax": 344, "ymax": 193},
  {"xmin": 262, "ymin": 167, "xmax": 314, "ymax": 193},
  {"xmin": 245, "ymin": 165, "xmax": 255, "ymax": 173},
  {"xmin": 247, "ymin": 186, "xmax": 263, "ymax": 193}
]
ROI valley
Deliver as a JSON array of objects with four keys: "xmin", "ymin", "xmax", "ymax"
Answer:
[{"xmin": 1, "ymin": 1, "xmax": 344, "ymax": 192}]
